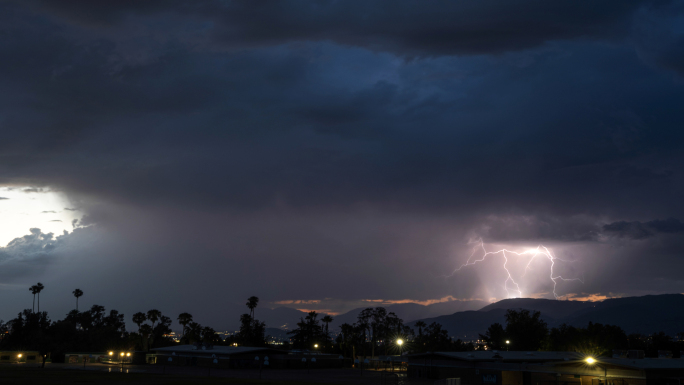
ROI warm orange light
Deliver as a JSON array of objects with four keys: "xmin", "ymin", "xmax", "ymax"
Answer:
[
  {"xmin": 126, "ymin": 353, "xmax": 130, "ymax": 357},
  {"xmin": 586, "ymin": 357, "xmax": 596, "ymax": 364},
  {"xmin": 17, "ymin": 354, "xmax": 22, "ymax": 358},
  {"xmin": 397, "ymin": 339, "xmax": 404, "ymax": 346},
  {"xmin": 120, "ymin": 352, "xmax": 124, "ymax": 356},
  {"xmin": 109, "ymin": 351, "xmax": 113, "ymax": 356}
]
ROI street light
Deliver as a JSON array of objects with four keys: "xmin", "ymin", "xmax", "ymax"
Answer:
[
  {"xmin": 396, "ymin": 339, "xmax": 404, "ymax": 372},
  {"xmin": 585, "ymin": 357, "xmax": 607, "ymax": 383},
  {"xmin": 505, "ymin": 340, "xmax": 510, "ymax": 351},
  {"xmin": 314, "ymin": 344, "xmax": 318, "ymax": 348}
]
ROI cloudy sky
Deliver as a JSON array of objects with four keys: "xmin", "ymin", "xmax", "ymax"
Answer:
[{"xmin": 1, "ymin": 0, "xmax": 683, "ymax": 329}]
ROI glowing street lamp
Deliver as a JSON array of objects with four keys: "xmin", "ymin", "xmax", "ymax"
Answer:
[
  {"xmin": 314, "ymin": 344, "xmax": 318, "ymax": 349},
  {"xmin": 506, "ymin": 340, "xmax": 510, "ymax": 351},
  {"xmin": 396, "ymin": 339, "xmax": 404, "ymax": 371},
  {"xmin": 585, "ymin": 357, "xmax": 607, "ymax": 381}
]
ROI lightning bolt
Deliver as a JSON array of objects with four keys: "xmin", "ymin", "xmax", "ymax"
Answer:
[{"xmin": 449, "ymin": 240, "xmax": 583, "ymax": 299}]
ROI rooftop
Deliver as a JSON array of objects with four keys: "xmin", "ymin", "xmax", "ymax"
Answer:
[
  {"xmin": 410, "ymin": 351, "xmax": 581, "ymax": 362},
  {"xmin": 410, "ymin": 351, "xmax": 684, "ymax": 370},
  {"xmin": 560, "ymin": 357, "xmax": 684, "ymax": 370},
  {"xmin": 153, "ymin": 345, "xmax": 282, "ymax": 355}
]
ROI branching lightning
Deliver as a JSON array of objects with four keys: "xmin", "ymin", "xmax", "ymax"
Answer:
[{"xmin": 449, "ymin": 240, "xmax": 583, "ymax": 299}]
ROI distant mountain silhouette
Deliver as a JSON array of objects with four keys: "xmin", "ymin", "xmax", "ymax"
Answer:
[
  {"xmin": 221, "ymin": 294, "xmax": 684, "ymax": 338},
  {"xmin": 478, "ymin": 298, "xmax": 594, "ymax": 318},
  {"xmin": 409, "ymin": 293, "xmax": 684, "ymax": 339},
  {"xmin": 220, "ymin": 299, "xmax": 488, "ymax": 332},
  {"xmin": 563, "ymin": 294, "xmax": 684, "ymax": 334},
  {"xmin": 220, "ymin": 306, "xmax": 309, "ymax": 332},
  {"xmin": 329, "ymin": 300, "xmax": 489, "ymax": 329}
]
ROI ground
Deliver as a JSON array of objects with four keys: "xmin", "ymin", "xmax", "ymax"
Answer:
[{"xmin": 0, "ymin": 364, "xmax": 428, "ymax": 385}]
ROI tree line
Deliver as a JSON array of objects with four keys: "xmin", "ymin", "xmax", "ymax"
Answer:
[
  {"xmin": 3, "ymin": 284, "xmax": 682, "ymax": 363},
  {"xmin": 479, "ymin": 309, "xmax": 684, "ymax": 357},
  {"xmin": 0, "ymin": 285, "xmax": 271, "ymax": 363}
]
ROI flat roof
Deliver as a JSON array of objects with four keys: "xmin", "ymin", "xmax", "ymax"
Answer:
[
  {"xmin": 410, "ymin": 352, "xmax": 684, "ymax": 370},
  {"xmin": 153, "ymin": 345, "xmax": 282, "ymax": 355},
  {"xmin": 410, "ymin": 351, "xmax": 581, "ymax": 362},
  {"xmin": 558, "ymin": 357, "xmax": 684, "ymax": 370}
]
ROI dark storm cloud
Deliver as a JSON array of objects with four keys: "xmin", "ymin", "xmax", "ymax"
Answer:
[
  {"xmin": 23, "ymin": 0, "xmax": 177, "ymax": 25},
  {"xmin": 603, "ymin": 218, "xmax": 684, "ymax": 239},
  {"xmin": 0, "ymin": 0, "xmax": 683, "ymax": 321},
  {"xmin": 632, "ymin": 2, "xmax": 684, "ymax": 76},
  {"xmin": 479, "ymin": 215, "xmax": 602, "ymax": 243},
  {"xmin": 479, "ymin": 215, "xmax": 684, "ymax": 243},
  {"xmin": 21, "ymin": 0, "xmax": 674, "ymax": 56}
]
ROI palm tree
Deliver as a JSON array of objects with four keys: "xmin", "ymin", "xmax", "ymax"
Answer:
[
  {"xmin": 246, "ymin": 296, "xmax": 259, "ymax": 319},
  {"xmin": 147, "ymin": 309, "xmax": 161, "ymax": 330},
  {"xmin": 73, "ymin": 289, "xmax": 83, "ymax": 311},
  {"xmin": 132, "ymin": 312, "xmax": 147, "ymax": 333},
  {"xmin": 178, "ymin": 312, "xmax": 193, "ymax": 339},
  {"xmin": 35, "ymin": 283, "xmax": 44, "ymax": 312},
  {"xmin": 415, "ymin": 320, "xmax": 426, "ymax": 339},
  {"xmin": 322, "ymin": 315, "xmax": 334, "ymax": 341},
  {"xmin": 140, "ymin": 324, "xmax": 153, "ymax": 351},
  {"xmin": 29, "ymin": 285, "xmax": 38, "ymax": 312}
]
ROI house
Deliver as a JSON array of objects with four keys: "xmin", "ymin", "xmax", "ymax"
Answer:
[
  {"xmin": 408, "ymin": 350, "xmax": 684, "ymax": 385},
  {"xmin": 150, "ymin": 343, "xmax": 344, "ymax": 369}
]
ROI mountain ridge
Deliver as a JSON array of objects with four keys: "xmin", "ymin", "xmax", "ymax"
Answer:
[{"xmin": 409, "ymin": 293, "xmax": 684, "ymax": 340}]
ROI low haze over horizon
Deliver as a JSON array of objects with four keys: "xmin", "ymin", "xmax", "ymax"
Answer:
[{"xmin": 1, "ymin": 0, "xmax": 683, "ymax": 331}]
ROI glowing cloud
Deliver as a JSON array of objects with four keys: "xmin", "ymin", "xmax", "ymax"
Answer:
[{"xmin": 450, "ymin": 240, "xmax": 583, "ymax": 299}]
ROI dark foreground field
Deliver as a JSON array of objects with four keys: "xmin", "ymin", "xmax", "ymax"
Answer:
[{"xmin": 0, "ymin": 364, "xmax": 427, "ymax": 385}]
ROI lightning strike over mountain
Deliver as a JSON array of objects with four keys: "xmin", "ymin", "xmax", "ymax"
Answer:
[{"xmin": 450, "ymin": 240, "xmax": 583, "ymax": 299}]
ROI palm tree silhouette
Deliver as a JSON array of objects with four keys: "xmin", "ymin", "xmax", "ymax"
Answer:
[
  {"xmin": 178, "ymin": 313, "xmax": 193, "ymax": 339},
  {"xmin": 73, "ymin": 289, "xmax": 83, "ymax": 311},
  {"xmin": 35, "ymin": 283, "xmax": 44, "ymax": 312},
  {"xmin": 246, "ymin": 296, "xmax": 259, "ymax": 319},
  {"xmin": 415, "ymin": 320, "xmax": 426, "ymax": 341},
  {"xmin": 132, "ymin": 312, "xmax": 147, "ymax": 333},
  {"xmin": 29, "ymin": 285, "xmax": 38, "ymax": 312},
  {"xmin": 321, "ymin": 315, "xmax": 334, "ymax": 341},
  {"xmin": 132, "ymin": 312, "xmax": 147, "ymax": 349},
  {"xmin": 147, "ymin": 309, "xmax": 161, "ymax": 330},
  {"xmin": 140, "ymin": 324, "xmax": 153, "ymax": 351}
]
